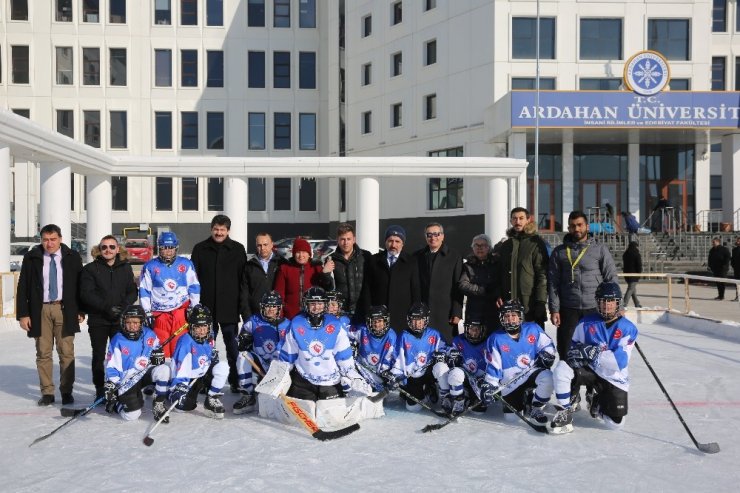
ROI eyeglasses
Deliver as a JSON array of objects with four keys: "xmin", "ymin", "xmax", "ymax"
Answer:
[
  {"xmin": 99, "ymin": 244, "xmax": 118, "ymax": 251},
  {"xmin": 425, "ymin": 232, "xmax": 443, "ymax": 238},
  {"xmin": 473, "ymin": 243, "xmax": 489, "ymax": 248}
]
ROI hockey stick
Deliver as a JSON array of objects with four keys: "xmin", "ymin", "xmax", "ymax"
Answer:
[
  {"xmin": 29, "ymin": 397, "xmax": 105, "ymax": 447},
  {"xmin": 245, "ymin": 353, "xmax": 360, "ymax": 441},
  {"xmin": 142, "ymin": 377, "xmax": 197, "ymax": 447},
  {"xmin": 356, "ymin": 358, "xmax": 434, "ymax": 405},
  {"xmin": 634, "ymin": 342, "xmax": 720, "ymax": 454}
]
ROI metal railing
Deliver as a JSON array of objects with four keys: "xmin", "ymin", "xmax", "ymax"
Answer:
[{"xmin": 695, "ymin": 209, "xmax": 723, "ymax": 232}]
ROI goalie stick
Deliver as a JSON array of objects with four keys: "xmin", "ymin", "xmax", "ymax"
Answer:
[{"xmin": 245, "ymin": 352, "xmax": 360, "ymax": 441}]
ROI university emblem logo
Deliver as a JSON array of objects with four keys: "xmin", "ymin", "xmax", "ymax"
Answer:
[
  {"xmin": 624, "ymin": 50, "xmax": 670, "ymax": 96},
  {"xmin": 308, "ymin": 340, "xmax": 325, "ymax": 357},
  {"xmin": 163, "ymin": 278, "xmax": 177, "ymax": 292}
]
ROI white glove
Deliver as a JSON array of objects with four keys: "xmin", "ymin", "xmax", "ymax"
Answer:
[{"xmin": 255, "ymin": 360, "xmax": 292, "ymax": 399}]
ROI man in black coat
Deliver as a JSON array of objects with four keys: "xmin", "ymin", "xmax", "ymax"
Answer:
[
  {"xmin": 16, "ymin": 224, "xmax": 84, "ymax": 406},
  {"xmin": 191, "ymin": 215, "xmax": 248, "ymax": 391},
  {"xmin": 240, "ymin": 231, "xmax": 286, "ymax": 319},
  {"xmin": 363, "ymin": 225, "xmax": 420, "ymax": 335},
  {"xmin": 622, "ymin": 241, "xmax": 642, "ymax": 308},
  {"xmin": 414, "ymin": 222, "xmax": 463, "ymax": 343},
  {"xmin": 732, "ymin": 237, "xmax": 740, "ymax": 301},
  {"xmin": 708, "ymin": 237, "xmax": 731, "ymax": 300},
  {"xmin": 326, "ymin": 222, "xmax": 372, "ymax": 324},
  {"xmin": 79, "ymin": 235, "xmax": 138, "ymax": 398}
]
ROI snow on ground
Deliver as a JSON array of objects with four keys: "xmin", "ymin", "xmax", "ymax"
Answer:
[{"xmin": 2, "ymin": 317, "xmax": 739, "ymax": 492}]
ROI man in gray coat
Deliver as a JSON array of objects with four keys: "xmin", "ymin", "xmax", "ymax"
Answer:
[{"xmin": 548, "ymin": 210, "xmax": 617, "ymax": 359}]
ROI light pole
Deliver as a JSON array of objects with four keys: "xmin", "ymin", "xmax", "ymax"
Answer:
[{"xmin": 533, "ymin": 0, "xmax": 541, "ymax": 228}]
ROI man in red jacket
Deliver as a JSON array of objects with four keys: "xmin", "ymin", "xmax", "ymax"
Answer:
[{"xmin": 274, "ymin": 238, "xmax": 332, "ymax": 318}]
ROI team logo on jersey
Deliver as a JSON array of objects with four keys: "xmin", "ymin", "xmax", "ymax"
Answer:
[
  {"xmin": 325, "ymin": 324, "xmax": 335, "ymax": 335},
  {"xmin": 308, "ymin": 340, "xmax": 325, "ymax": 357},
  {"xmin": 135, "ymin": 356, "xmax": 149, "ymax": 369},
  {"xmin": 362, "ymin": 336, "xmax": 369, "ymax": 345},
  {"xmin": 163, "ymin": 278, "xmax": 178, "ymax": 292},
  {"xmin": 416, "ymin": 354, "xmax": 427, "ymax": 366},
  {"xmin": 527, "ymin": 334, "xmax": 536, "ymax": 344},
  {"xmin": 178, "ymin": 264, "xmax": 186, "ymax": 273},
  {"xmin": 428, "ymin": 336, "xmax": 436, "ymax": 345},
  {"xmin": 154, "ymin": 267, "xmax": 161, "ymax": 275},
  {"xmin": 465, "ymin": 359, "xmax": 478, "ymax": 373},
  {"xmin": 191, "ymin": 347, "xmax": 197, "ymax": 354},
  {"xmin": 198, "ymin": 355, "xmax": 208, "ymax": 368},
  {"xmin": 517, "ymin": 354, "xmax": 532, "ymax": 368},
  {"xmin": 501, "ymin": 344, "xmax": 510, "ymax": 353},
  {"xmin": 384, "ymin": 341, "xmax": 392, "ymax": 351},
  {"xmin": 297, "ymin": 327, "xmax": 305, "ymax": 336},
  {"xmin": 624, "ymin": 50, "xmax": 670, "ymax": 96},
  {"xmin": 146, "ymin": 337, "xmax": 155, "ymax": 347},
  {"xmin": 262, "ymin": 340, "xmax": 275, "ymax": 353},
  {"xmin": 405, "ymin": 342, "xmax": 412, "ymax": 350},
  {"xmin": 613, "ymin": 329, "xmax": 622, "ymax": 339},
  {"xmin": 368, "ymin": 353, "xmax": 381, "ymax": 365},
  {"xmin": 121, "ymin": 347, "xmax": 130, "ymax": 356},
  {"xmin": 589, "ymin": 325, "xmax": 597, "ymax": 335}
]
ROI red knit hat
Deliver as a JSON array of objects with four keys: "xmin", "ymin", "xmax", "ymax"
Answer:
[{"xmin": 292, "ymin": 237, "xmax": 312, "ymax": 256}]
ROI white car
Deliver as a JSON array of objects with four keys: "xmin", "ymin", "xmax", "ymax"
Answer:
[{"xmin": 10, "ymin": 242, "xmax": 37, "ymax": 272}]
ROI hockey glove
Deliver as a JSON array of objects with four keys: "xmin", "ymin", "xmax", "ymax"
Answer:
[
  {"xmin": 103, "ymin": 381, "xmax": 118, "ymax": 413},
  {"xmin": 150, "ymin": 347, "xmax": 165, "ymax": 366},
  {"xmin": 478, "ymin": 380, "xmax": 500, "ymax": 406},
  {"xmin": 534, "ymin": 350, "xmax": 556, "ymax": 370},
  {"xmin": 433, "ymin": 350, "xmax": 448, "ymax": 365},
  {"xmin": 237, "ymin": 331, "xmax": 254, "ymax": 352},
  {"xmin": 446, "ymin": 348, "xmax": 463, "ymax": 368},
  {"xmin": 169, "ymin": 383, "xmax": 190, "ymax": 407},
  {"xmin": 106, "ymin": 305, "xmax": 123, "ymax": 322},
  {"xmin": 567, "ymin": 343, "xmax": 602, "ymax": 369},
  {"xmin": 210, "ymin": 348, "xmax": 220, "ymax": 364},
  {"xmin": 380, "ymin": 370, "xmax": 401, "ymax": 391}
]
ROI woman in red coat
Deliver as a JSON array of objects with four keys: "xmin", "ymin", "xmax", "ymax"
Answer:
[{"xmin": 274, "ymin": 238, "xmax": 332, "ymax": 319}]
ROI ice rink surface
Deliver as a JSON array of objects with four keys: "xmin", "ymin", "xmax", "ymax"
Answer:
[{"xmin": 2, "ymin": 316, "xmax": 738, "ymax": 492}]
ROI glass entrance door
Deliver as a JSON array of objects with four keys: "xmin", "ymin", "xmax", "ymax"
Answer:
[
  {"xmin": 528, "ymin": 180, "xmax": 557, "ymax": 231},
  {"xmin": 581, "ymin": 181, "xmax": 619, "ymax": 226}
]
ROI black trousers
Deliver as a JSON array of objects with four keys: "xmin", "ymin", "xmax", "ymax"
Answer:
[
  {"xmin": 118, "ymin": 370, "xmax": 155, "ymax": 413},
  {"xmin": 212, "ymin": 322, "xmax": 239, "ymax": 386},
  {"xmin": 556, "ymin": 307, "xmax": 597, "ymax": 360},
  {"xmin": 571, "ymin": 367, "xmax": 628, "ymax": 419},
  {"xmin": 88, "ymin": 324, "xmax": 119, "ymax": 390},
  {"xmin": 286, "ymin": 370, "xmax": 344, "ymax": 401}
]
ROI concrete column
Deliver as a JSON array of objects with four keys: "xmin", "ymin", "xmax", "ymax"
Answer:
[
  {"xmin": 357, "ymin": 177, "xmax": 380, "ymax": 253},
  {"xmin": 507, "ymin": 132, "xmax": 528, "ymax": 212},
  {"xmin": 695, "ymin": 140, "xmax": 711, "ymax": 228},
  {"xmin": 39, "ymin": 162, "xmax": 71, "ymax": 241},
  {"xmin": 0, "ymin": 147, "xmax": 10, "ymax": 272},
  {"xmin": 628, "ymin": 143, "xmax": 640, "ymax": 221},
  {"xmin": 224, "ymin": 177, "xmax": 249, "ymax": 246},
  {"xmin": 486, "ymin": 177, "xmax": 509, "ymax": 243},
  {"xmin": 12, "ymin": 160, "xmax": 34, "ymax": 237},
  {"xmin": 561, "ymin": 142, "xmax": 574, "ymax": 231},
  {"xmin": 721, "ymin": 134, "xmax": 740, "ymax": 226},
  {"xmin": 86, "ymin": 175, "xmax": 112, "ymax": 263}
]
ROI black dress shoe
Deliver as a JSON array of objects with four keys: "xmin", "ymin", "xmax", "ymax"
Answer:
[
  {"xmin": 62, "ymin": 393, "xmax": 74, "ymax": 405},
  {"xmin": 38, "ymin": 395, "xmax": 55, "ymax": 406}
]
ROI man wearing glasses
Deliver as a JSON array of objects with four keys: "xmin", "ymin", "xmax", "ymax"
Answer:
[
  {"xmin": 80, "ymin": 235, "xmax": 138, "ymax": 399},
  {"xmin": 414, "ymin": 223, "xmax": 463, "ymax": 344},
  {"xmin": 458, "ymin": 234, "xmax": 499, "ymax": 332}
]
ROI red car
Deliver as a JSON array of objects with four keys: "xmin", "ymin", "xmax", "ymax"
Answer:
[{"xmin": 124, "ymin": 238, "xmax": 154, "ymax": 264}]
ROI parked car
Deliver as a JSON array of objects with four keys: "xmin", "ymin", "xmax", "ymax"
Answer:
[
  {"xmin": 124, "ymin": 238, "xmax": 154, "ymax": 264},
  {"xmin": 9, "ymin": 241, "xmax": 37, "ymax": 272},
  {"xmin": 272, "ymin": 237, "xmax": 332, "ymax": 260},
  {"xmin": 313, "ymin": 240, "xmax": 337, "ymax": 262}
]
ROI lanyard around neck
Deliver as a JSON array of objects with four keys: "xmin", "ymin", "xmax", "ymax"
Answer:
[{"xmin": 566, "ymin": 245, "xmax": 589, "ymax": 284}]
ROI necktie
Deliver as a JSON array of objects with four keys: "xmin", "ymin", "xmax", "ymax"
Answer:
[
  {"xmin": 389, "ymin": 255, "xmax": 396, "ymax": 267},
  {"xmin": 49, "ymin": 254, "xmax": 58, "ymax": 301}
]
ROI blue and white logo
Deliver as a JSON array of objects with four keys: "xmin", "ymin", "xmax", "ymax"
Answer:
[{"xmin": 624, "ymin": 51, "xmax": 670, "ymax": 96}]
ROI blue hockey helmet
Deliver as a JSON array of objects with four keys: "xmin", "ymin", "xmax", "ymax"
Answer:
[
  {"xmin": 366, "ymin": 305, "xmax": 390, "ymax": 337},
  {"xmin": 595, "ymin": 282, "xmax": 622, "ymax": 320},
  {"xmin": 157, "ymin": 231, "xmax": 179, "ymax": 263},
  {"xmin": 499, "ymin": 299, "xmax": 524, "ymax": 336}
]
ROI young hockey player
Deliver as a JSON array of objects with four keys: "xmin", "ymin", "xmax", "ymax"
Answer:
[
  {"xmin": 168, "ymin": 304, "xmax": 229, "ymax": 419},
  {"xmin": 103, "ymin": 305, "xmax": 170, "ymax": 422},
  {"xmin": 397, "ymin": 302, "xmax": 446, "ymax": 411},
  {"xmin": 433, "ymin": 318, "xmax": 488, "ymax": 416},
  {"xmin": 352, "ymin": 305, "xmax": 401, "ymax": 391},
  {"xmin": 479, "ymin": 300, "xmax": 556, "ymax": 425},
  {"xmin": 326, "ymin": 290, "xmax": 352, "ymax": 334},
  {"xmin": 550, "ymin": 282, "xmax": 638, "ymax": 434},
  {"xmin": 233, "ymin": 291, "xmax": 290, "ymax": 414}
]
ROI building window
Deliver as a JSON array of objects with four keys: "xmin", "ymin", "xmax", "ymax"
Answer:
[
  {"xmin": 424, "ymin": 94, "xmax": 436, "ymax": 120},
  {"xmin": 274, "ymin": 178, "xmax": 291, "ymax": 210},
  {"xmin": 391, "ymin": 1, "xmax": 402, "ymax": 25},
  {"xmin": 12, "ymin": 109, "xmax": 31, "ymax": 118},
  {"xmin": 273, "ymin": 51, "xmax": 291, "ymax": 88},
  {"xmin": 248, "ymin": 0, "xmax": 265, "ymax": 27},
  {"xmin": 299, "ymin": 0, "xmax": 315, "ymax": 28},
  {"xmin": 713, "ymin": 0, "xmax": 727, "ymax": 32},
  {"xmin": 155, "ymin": 49, "xmax": 172, "ymax": 86},
  {"xmin": 362, "ymin": 63, "xmax": 372, "ymax": 85},
  {"xmin": 154, "ymin": 0, "xmax": 171, "ymax": 25},
  {"xmin": 56, "ymin": 47, "xmax": 73, "ymax": 85},
  {"xmin": 181, "ymin": 0, "xmax": 197, "ymax": 25},
  {"xmin": 248, "ymin": 51, "xmax": 266, "ymax": 88},
  {"xmin": 299, "ymin": 52, "xmax": 316, "ymax": 89},
  {"xmin": 181, "ymin": 50, "xmax": 198, "ymax": 87},
  {"xmin": 299, "ymin": 178, "xmax": 317, "ymax": 211},
  {"xmin": 670, "ymin": 78, "xmax": 690, "ymax": 91},
  {"xmin": 56, "ymin": 0, "xmax": 73, "ymax": 22},
  {"xmin": 110, "ymin": 111, "xmax": 127, "ymax": 148},
  {"xmin": 207, "ymin": 112, "xmax": 225, "ymax": 149},
  {"xmin": 512, "ymin": 17, "xmax": 556, "ymax": 59},
  {"xmin": 109, "ymin": 48, "xmax": 127, "ymax": 86},
  {"xmin": 511, "ymin": 77, "xmax": 556, "ymax": 90},
  {"xmin": 56, "ymin": 110, "xmax": 74, "ymax": 138},
  {"xmin": 83, "ymin": 0, "xmax": 99, "ymax": 22},
  {"xmin": 83, "ymin": 110, "xmax": 101, "ymax": 148},
  {"xmin": 11, "ymin": 0, "xmax": 29, "ymax": 21},
  {"xmin": 648, "ymin": 19, "xmax": 690, "ymax": 61},
  {"xmin": 391, "ymin": 103, "xmax": 402, "ymax": 127},
  {"xmin": 248, "ymin": 178, "xmax": 266, "ymax": 211},
  {"xmin": 155, "ymin": 112, "xmax": 172, "ymax": 149},
  {"xmin": 181, "ymin": 177, "xmax": 198, "ymax": 211},
  {"xmin": 109, "ymin": 0, "xmax": 126, "ymax": 23},
  {"xmin": 428, "ymin": 146, "xmax": 464, "ymax": 210},
  {"xmin": 392, "ymin": 52, "xmax": 402, "ymax": 77},
  {"xmin": 339, "ymin": 178, "xmax": 346, "ymax": 213},
  {"xmin": 206, "ymin": 0, "xmax": 223, "ymax": 26},
  {"xmin": 712, "ymin": 56, "xmax": 726, "ymax": 90},
  {"xmin": 112, "ymin": 176, "xmax": 127, "ymax": 211},
  {"xmin": 82, "ymin": 48, "xmax": 100, "ymax": 85},
  {"xmin": 424, "ymin": 0, "xmax": 436, "ymax": 11},
  {"xmin": 274, "ymin": 112, "xmax": 291, "ymax": 149},
  {"xmin": 362, "ymin": 15, "xmax": 372, "ymax": 37},
  {"xmin": 710, "ymin": 175, "xmax": 722, "ymax": 209},
  {"xmin": 181, "ymin": 111, "xmax": 199, "ymax": 149},
  {"xmin": 579, "ymin": 78, "xmax": 621, "ymax": 90},
  {"xmin": 299, "ymin": 113, "xmax": 316, "ymax": 150},
  {"xmin": 248, "ymin": 112, "xmax": 266, "ymax": 150},
  {"xmin": 156, "ymin": 177, "xmax": 173, "ymax": 211},
  {"xmin": 207, "ymin": 51, "xmax": 224, "ymax": 87},
  {"xmin": 207, "ymin": 178, "xmax": 223, "ymax": 211},
  {"xmin": 274, "ymin": 0, "xmax": 290, "ymax": 27},
  {"xmin": 425, "ymin": 40, "xmax": 437, "ymax": 65},
  {"xmin": 11, "ymin": 45, "xmax": 30, "ymax": 84},
  {"xmin": 580, "ymin": 18, "xmax": 622, "ymax": 60},
  {"xmin": 362, "ymin": 111, "xmax": 372, "ymax": 134}
]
